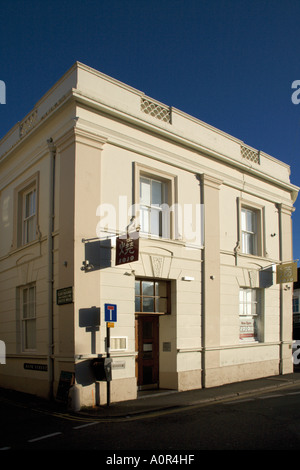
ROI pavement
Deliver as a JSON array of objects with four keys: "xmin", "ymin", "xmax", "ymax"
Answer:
[{"xmin": 2, "ymin": 369, "xmax": 300, "ymax": 420}]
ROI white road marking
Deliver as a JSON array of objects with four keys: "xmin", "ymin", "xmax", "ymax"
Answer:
[
  {"xmin": 73, "ymin": 421, "xmax": 98, "ymax": 430},
  {"xmin": 28, "ymin": 432, "xmax": 62, "ymax": 443},
  {"xmin": 257, "ymin": 394, "xmax": 283, "ymax": 399},
  {"xmin": 225, "ymin": 398, "xmax": 255, "ymax": 404}
]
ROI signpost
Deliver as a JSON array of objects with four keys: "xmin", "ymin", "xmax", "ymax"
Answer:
[{"xmin": 104, "ymin": 304, "xmax": 117, "ymax": 406}]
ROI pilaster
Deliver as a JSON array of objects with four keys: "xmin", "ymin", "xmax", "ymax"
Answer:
[{"xmin": 200, "ymin": 174, "xmax": 223, "ymax": 387}]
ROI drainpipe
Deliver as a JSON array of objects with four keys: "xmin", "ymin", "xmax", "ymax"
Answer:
[
  {"xmin": 196, "ymin": 174, "xmax": 206, "ymax": 388},
  {"xmin": 277, "ymin": 203, "xmax": 284, "ymax": 375},
  {"xmin": 47, "ymin": 138, "xmax": 56, "ymax": 399}
]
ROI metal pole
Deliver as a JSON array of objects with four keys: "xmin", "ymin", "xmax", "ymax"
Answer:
[{"xmin": 107, "ymin": 323, "xmax": 110, "ymax": 406}]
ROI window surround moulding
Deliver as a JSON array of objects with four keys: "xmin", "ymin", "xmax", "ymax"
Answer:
[
  {"xmin": 237, "ymin": 197, "xmax": 266, "ymax": 259},
  {"xmin": 133, "ymin": 162, "xmax": 178, "ymax": 240},
  {"xmin": 12, "ymin": 172, "xmax": 40, "ymax": 251}
]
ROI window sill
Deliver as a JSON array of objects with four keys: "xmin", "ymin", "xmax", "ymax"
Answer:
[
  {"xmin": 139, "ymin": 233, "xmax": 202, "ymax": 249},
  {"xmin": 238, "ymin": 252, "xmax": 272, "ymax": 262},
  {"xmin": 9, "ymin": 237, "xmax": 46, "ymax": 256},
  {"xmin": 135, "ymin": 311, "xmax": 169, "ymax": 315}
]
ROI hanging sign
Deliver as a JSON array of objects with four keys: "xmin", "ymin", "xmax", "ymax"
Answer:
[
  {"xmin": 276, "ymin": 262, "xmax": 298, "ymax": 284},
  {"xmin": 115, "ymin": 232, "xmax": 139, "ymax": 266}
]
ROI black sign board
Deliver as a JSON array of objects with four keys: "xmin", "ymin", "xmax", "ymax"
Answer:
[
  {"xmin": 24, "ymin": 363, "xmax": 48, "ymax": 372},
  {"xmin": 115, "ymin": 232, "xmax": 139, "ymax": 266},
  {"xmin": 57, "ymin": 287, "xmax": 73, "ymax": 305},
  {"xmin": 56, "ymin": 371, "xmax": 75, "ymax": 403}
]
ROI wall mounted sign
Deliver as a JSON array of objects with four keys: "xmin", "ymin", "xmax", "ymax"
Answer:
[
  {"xmin": 57, "ymin": 286, "xmax": 73, "ymax": 305},
  {"xmin": 56, "ymin": 371, "xmax": 75, "ymax": 403},
  {"xmin": 115, "ymin": 233, "xmax": 139, "ymax": 266},
  {"xmin": 24, "ymin": 363, "xmax": 48, "ymax": 372}
]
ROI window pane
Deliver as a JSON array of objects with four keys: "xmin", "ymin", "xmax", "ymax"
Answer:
[
  {"xmin": 155, "ymin": 281, "xmax": 167, "ymax": 296},
  {"xmin": 242, "ymin": 232, "xmax": 254, "ymax": 254},
  {"xmin": 28, "ymin": 287, "xmax": 35, "ymax": 317},
  {"xmin": 26, "ymin": 217, "xmax": 36, "ymax": 243},
  {"xmin": 140, "ymin": 178, "xmax": 151, "ymax": 205},
  {"xmin": 239, "ymin": 288, "xmax": 262, "ymax": 342},
  {"xmin": 140, "ymin": 206, "xmax": 150, "ymax": 233},
  {"xmin": 242, "ymin": 232, "xmax": 247, "ymax": 253},
  {"xmin": 135, "ymin": 281, "xmax": 140, "ymax": 295},
  {"xmin": 239, "ymin": 289, "xmax": 245, "ymax": 315},
  {"xmin": 25, "ymin": 193, "xmax": 30, "ymax": 218},
  {"xmin": 135, "ymin": 296, "xmax": 141, "ymax": 312},
  {"xmin": 24, "ymin": 319, "xmax": 36, "ymax": 349},
  {"xmin": 150, "ymin": 208, "xmax": 161, "ymax": 236},
  {"xmin": 246, "ymin": 209, "xmax": 253, "ymax": 231},
  {"xmin": 23, "ymin": 303, "xmax": 28, "ymax": 319},
  {"xmin": 241, "ymin": 209, "xmax": 246, "ymax": 231},
  {"xmin": 142, "ymin": 281, "xmax": 154, "ymax": 296},
  {"xmin": 23, "ymin": 288, "xmax": 27, "ymax": 305},
  {"xmin": 143, "ymin": 297, "xmax": 154, "ymax": 312},
  {"xmin": 32, "ymin": 190, "xmax": 36, "ymax": 215},
  {"xmin": 25, "ymin": 190, "xmax": 36, "ymax": 218},
  {"xmin": 152, "ymin": 180, "xmax": 163, "ymax": 205}
]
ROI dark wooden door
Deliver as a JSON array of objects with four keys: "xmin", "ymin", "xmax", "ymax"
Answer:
[{"xmin": 135, "ymin": 315, "xmax": 159, "ymax": 388}]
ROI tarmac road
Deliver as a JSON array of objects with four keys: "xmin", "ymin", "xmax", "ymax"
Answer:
[{"xmin": 1, "ymin": 371, "xmax": 300, "ymax": 453}]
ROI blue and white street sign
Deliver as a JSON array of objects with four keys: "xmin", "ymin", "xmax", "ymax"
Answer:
[{"xmin": 105, "ymin": 303, "xmax": 117, "ymax": 322}]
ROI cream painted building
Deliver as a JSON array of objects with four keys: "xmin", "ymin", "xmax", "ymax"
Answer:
[{"xmin": 0, "ymin": 62, "xmax": 298, "ymax": 408}]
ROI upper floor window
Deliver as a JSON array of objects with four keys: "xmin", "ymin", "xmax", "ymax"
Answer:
[
  {"xmin": 238, "ymin": 198, "xmax": 265, "ymax": 257},
  {"xmin": 134, "ymin": 164, "xmax": 176, "ymax": 240},
  {"xmin": 13, "ymin": 173, "xmax": 39, "ymax": 249},
  {"xmin": 241, "ymin": 208, "xmax": 257, "ymax": 255},
  {"xmin": 23, "ymin": 187, "xmax": 36, "ymax": 244},
  {"xmin": 140, "ymin": 176, "xmax": 168, "ymax": 237}
]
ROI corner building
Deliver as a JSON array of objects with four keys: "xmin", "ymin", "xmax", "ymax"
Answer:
[{"xmin": 0, "ymin": 62, "xmax": 298, "ymax": 407}]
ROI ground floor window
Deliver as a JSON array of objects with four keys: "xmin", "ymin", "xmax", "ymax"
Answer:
[
  {"xmin": 239, "ymin": 288, "xmax": 263, "ymax": 342},
  {"xmin": 293, "ymin": 296, "xmax": 299, "ymax": 314},
  {"xmin": 135, "ymin": 279, "xmax": 170, "ymax": 314},
  {"xmin": 20, "ymin": 284, "xmax": 36, "ymax": 350}
]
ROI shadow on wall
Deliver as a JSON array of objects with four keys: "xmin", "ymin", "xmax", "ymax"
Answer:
[
  {"xmin": 77, "ymin": 306, "xmax": 101, "ymax": 386},
  {"xmin": 259, "ymin": 266, "xmax": 273, "ymax": 288},
  {"xmin": 82, "ymin": 239, "xmax": 112, "ymax": 272}
]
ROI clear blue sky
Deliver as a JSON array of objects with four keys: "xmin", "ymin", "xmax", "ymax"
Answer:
[{"xmin": 1, "ymin": 0, "xmax": 300, "ymax": 262}]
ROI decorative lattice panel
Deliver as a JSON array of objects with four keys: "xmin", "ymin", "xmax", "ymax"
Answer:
[
  {"xmin": 141, "ymin": 98, "xmax": 171, "ymax": 123},
  {"xmin": 241, "ymin": 145, "xmax": 260, "ymax": 164},
  {"xmin": 19, "ymin": 110, "xmax": 38, "ymax": 138}
]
